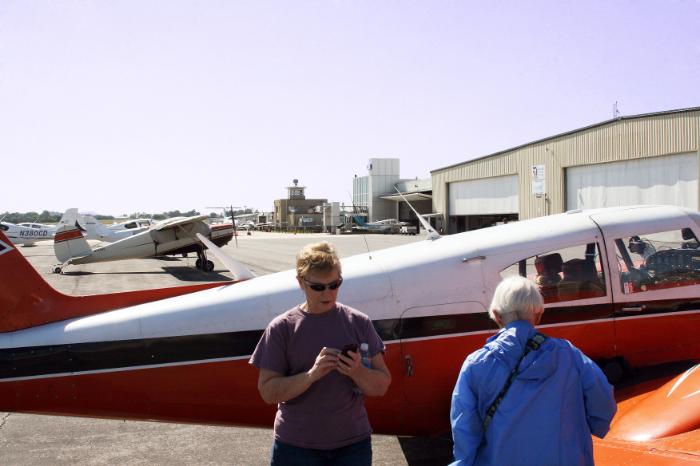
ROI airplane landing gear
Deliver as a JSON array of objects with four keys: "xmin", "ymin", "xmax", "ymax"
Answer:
[
  {"xmin": 598, "ymin": 357, "xmax": 633, "ymax": 384},
  {"xmin": 52, "ymin": 265, "xmax": 63, "ymax": 274},
  {"xmin": 195, "ymin": 248, "xmax": 215, "ymax": 272}
]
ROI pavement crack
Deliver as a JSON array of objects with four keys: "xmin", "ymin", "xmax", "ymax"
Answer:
[{"xmin": 0, "ymin": 413, "xmax": 11, "ymax": 430}]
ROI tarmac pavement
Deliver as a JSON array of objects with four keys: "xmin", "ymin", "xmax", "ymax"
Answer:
[{"xmin": 0, "ymin": 232, "xmax": 454, "ymax": 465}]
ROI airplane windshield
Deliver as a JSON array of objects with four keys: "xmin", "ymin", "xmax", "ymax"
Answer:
[{"xmin": 615, "ymin": 228, "xmax": 700, "ymax": 294}]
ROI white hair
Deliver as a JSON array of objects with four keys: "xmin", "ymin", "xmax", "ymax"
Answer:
[{"xmin": 489, "ymin": 276, "xmax": 544, "ymax": 326}]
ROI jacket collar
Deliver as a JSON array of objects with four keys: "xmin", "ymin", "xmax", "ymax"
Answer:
[{"xmin": 486, "ymin": 320, "xmax": 537, "ymax": 354}]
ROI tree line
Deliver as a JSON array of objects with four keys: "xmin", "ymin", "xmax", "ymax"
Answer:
[{"xmin": 1, "ymin": 208, "xmax": 259, "ymax": 224}]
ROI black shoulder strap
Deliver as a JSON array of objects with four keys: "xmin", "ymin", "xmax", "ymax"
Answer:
[{"xmin": 482, "ymin": 332, "xmax": 547, "ymax": 431}]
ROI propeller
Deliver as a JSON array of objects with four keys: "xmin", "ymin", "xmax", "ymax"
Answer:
[{"xmin": 206, "ymin": 205, "xmax": 241, "ymax": 247}]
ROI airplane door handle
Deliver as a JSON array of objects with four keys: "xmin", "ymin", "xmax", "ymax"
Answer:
[
  {"xmin": 620, "ymin": 305, "xmax": 646, "ymax": 313},
  {"xmin": 405, "ymin": 355, "xmax": 413, "ymax": 377}
]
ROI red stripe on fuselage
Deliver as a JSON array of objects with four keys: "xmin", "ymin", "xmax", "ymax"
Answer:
[{"xmin": 54, "ymin": 229, "xmax": 84, "ymax": 242}]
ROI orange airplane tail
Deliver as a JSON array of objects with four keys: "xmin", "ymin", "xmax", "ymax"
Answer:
[{"xmin": 0, "ymin": 230, "xmax": 228, "ymax": 333}]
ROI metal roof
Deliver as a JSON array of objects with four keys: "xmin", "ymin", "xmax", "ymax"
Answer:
[{"xmin": 432, "ymin": 106, "xmax": 700, "ymax": 174}]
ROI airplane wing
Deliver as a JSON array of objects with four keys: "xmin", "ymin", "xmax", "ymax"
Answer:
[
  {"xmin": 153, "ymin": 215, "xmax": 210, "ymax": 231},
  {"xmin": 594, "ymin": 364, "xmax": 700, "ymax": 464},
  {"xmin": 195, "ymin": 233, "xmax": 256, "ymax": 281}
]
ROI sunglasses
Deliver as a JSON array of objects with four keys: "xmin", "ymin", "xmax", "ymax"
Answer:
[{"xmin": 303, "ymin": 276, "xmax": 343, "ymax": 292}]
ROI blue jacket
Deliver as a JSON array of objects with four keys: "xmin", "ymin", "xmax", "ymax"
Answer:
[{"xmin": 450, "ymin": 320, "xmax": 616, "ymax": 466}]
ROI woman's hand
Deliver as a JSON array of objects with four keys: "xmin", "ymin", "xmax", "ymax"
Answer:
[
  {"xmin": 336, "ymin": 350, "xmax": 361, "ymax": 377},
  {"xmin": 307, "ymin": 347, "xmax": 340, "ymax": 383}
]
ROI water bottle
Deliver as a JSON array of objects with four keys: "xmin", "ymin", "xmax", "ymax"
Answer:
[
  {"xmin": 360, "ymin": 343, "xmax": 371, "ymax": 368},
  {"xmin": 353, "ymin": 343, "xmax": 371, "ymax": 396}
]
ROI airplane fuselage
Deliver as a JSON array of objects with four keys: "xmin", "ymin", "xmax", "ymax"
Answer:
[{"xmin": 64, "ymin": 220, "xmax": 233, "ymax": 264}]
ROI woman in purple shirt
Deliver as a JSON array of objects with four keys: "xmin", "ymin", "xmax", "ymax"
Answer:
[{"xmin": 250, "ymin": 241, "xmax": 391, "ymax": 466}]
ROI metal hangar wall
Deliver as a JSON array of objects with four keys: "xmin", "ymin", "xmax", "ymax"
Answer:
[{"xmin": 431, "ymin": 107, "xmax": 700, "ymax": 233}]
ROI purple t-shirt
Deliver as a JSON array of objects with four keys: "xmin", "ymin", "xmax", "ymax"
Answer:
[{"xmin": 249, "ymin": 302, "xmax": 385, "ymax": 449}]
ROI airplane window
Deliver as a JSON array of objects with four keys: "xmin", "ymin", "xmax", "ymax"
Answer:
[
  {"xmin": 0, "ymin": 223, "xmax": 8, "ymax": 231},
  {"xmin": 125, "ymin": 222, "xmax": 137, "ymax": 229},
  {"xmin": 500, "ymin": 243, "xmax": 607, "ymax": 304},
  {"xmin": 615, "ymin": 228, "xmax": 700, "ymax": 294}
]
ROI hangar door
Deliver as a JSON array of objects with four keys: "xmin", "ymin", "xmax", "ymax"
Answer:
[
  {"xmin": 448, "ymin": 175, "xmax": 518, "ymax": 232},
  {"xmin": 566, "ymin": 153, "xmax": 698, "ymax": 211}
]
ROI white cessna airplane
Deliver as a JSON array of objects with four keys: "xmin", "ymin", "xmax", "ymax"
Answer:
[
  {"xmin": 0, "ymin": 209, "xmax": 79, "ymax": 246},
  {"xmin": 53, "ymin": 214, "xmax": 236, "ymax": 273},
  {"xmin": 78, "ymin": 214, "xmax": 151, "ymax": 243}
]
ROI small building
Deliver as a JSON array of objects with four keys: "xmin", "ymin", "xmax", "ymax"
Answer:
[{"xmin": 273, "ymin": 180, "xmax": 328, "ymax": 231}]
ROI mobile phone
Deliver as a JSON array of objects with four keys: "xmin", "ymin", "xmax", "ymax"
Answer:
[{"xmin": 341, "ymin": 343, "xmax": 358, "ymax": 357}]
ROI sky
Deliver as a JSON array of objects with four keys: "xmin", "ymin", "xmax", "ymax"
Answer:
[{"xmin": 2, "ymin": 0, "xmax": 700, "ymax": 216}]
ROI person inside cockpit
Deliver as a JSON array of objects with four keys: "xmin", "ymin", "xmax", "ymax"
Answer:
[
  {"xmin": 628, "ymin": 236, "xmax": 656, "ymax": 261},
  {"xmin": 534, "ymin": 253, "xmax": 563, "ymax": 286},
  {"xmin": 681, "ymin": 228, "xmax": 699, "ymax": 249}
]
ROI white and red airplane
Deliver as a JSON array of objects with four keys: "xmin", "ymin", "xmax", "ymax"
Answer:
[
  {"xmin": 1, "ymin": 204, "xmax": 699, "ymax": 464},
  {"xmin": 52, "ymin": 215, "xmax": 235, "ymax": 273}
]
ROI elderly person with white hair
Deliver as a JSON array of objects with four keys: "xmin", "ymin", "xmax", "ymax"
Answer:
[{"xmin": 449, "ymin": 276, "xmax": 616, "ymax": 466}]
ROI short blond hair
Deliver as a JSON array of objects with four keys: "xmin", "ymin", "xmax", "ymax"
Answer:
[{"xmin": 296, "ymin": 242, "xmax": 342, "ymax": 279}]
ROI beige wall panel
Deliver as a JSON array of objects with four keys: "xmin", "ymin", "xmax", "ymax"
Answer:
[{"xmin": 432, "ymin": 111, "xmax": 700, "ymax": 223}]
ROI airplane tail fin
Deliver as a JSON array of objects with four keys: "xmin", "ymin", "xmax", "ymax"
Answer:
[
  {"xmin": 57, "ymin": 208, "xmax": 79, "ymax": 228},
  {"xmin": 354, "ymin": 215, "xmax": 367, "ymax": 227},
  {"xmin": 81, "ymin": 214, "xmax": 112, "ymax": 238},
  {"xmin": 0, "ymin": 230, "xmax": 65, "ymax": 332},
  {"xmin": 54, "ymin": 225, "xmax": 93, "ymax": 263},
  {"xmin": 0, "ymin": 229, "xmax": 228, "ymax": 333}
]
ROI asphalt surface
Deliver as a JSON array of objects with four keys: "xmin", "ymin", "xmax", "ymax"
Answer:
[{"xmin": 0, "ymin": 231, "xmax": 454, "ymax": 466}]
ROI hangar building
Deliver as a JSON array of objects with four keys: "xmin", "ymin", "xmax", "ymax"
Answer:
[{"xmin": 431, "ymin": 107, "xmax": 700, "ymax": 233}]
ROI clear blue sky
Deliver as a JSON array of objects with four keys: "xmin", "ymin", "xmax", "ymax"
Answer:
[{"xmin": 2, "ymin": 1, "xmax": 699, "ymax": 216}]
